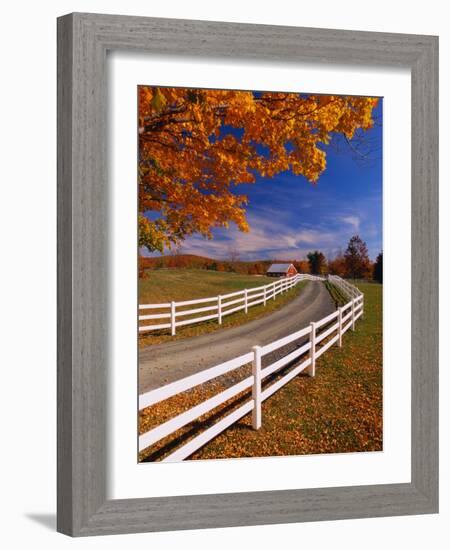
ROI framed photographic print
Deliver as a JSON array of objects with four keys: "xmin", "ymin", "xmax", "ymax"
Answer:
[
  {"xmin": 57, "ymin": 13, "xmax": 438, "ymax": 536},
  {"xmin": 137, "ymin": 85, "xmax": 380, "ymax": 464}
]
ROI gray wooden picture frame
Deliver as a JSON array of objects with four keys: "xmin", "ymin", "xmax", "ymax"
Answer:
[{"xmin": 57, "ymin": 12, "xmax": 438, "ymax": 537}]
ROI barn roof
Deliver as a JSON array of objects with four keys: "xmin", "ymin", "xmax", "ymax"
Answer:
[{"xmin": 266, "ymin": 263, "xmax": 294, "ymax": 273}]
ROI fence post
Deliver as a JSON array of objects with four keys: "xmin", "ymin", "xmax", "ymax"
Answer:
[
  {"xmin": 307, "ymin": 322, "xmax": 316, "ymax": 377},
  {"xmin": 170, "ymin": 301, "xmax": 176, "ymax": 336},
  {"xmin": 252, "ymin": 345, "xmax": 262, "ymax": 429},
  {"xmin": 351, "ymin": 299, "xmax": 355, "ymax": 331},
  {"xmin": 263, "ymin": 286, "xmax": 267, "ymax": 306},
  {"xmin": 218, "ymin": 295, "xmax": 222, "ymax": 325},
  {"xmin": 338, "ymin": 307, "xmax": 343, "ymax": 347},
  {"xmin": 361, "ymin": 295, "xmax": 364, "ymax": 320},
  {"xmin": 273, "ymin": 282, "xmax": 276, "ymax": 300},
  {"xmin": 244, "ymin": 289, "xmax": 248, "ymax": 314}
]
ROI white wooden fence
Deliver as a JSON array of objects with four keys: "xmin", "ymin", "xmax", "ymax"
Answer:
[
  {"xmin": 139, "ymin": 273, "xmax": 323, "ymax": 335},
  {"xmin": 328, "ymin": 274, "xmax": 364, "ymax": 303},
  {"xmin": 139, "ymin": 276, "xmax": 364, "ymax": 461}
]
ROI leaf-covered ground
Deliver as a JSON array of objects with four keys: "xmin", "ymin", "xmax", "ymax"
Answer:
[{"xmin": 139, "ymin": 282, "xmax": 382, "ymax": 461}]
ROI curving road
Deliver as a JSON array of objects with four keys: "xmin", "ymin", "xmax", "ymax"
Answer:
[{"xmin": 139, "ymin": 280, "xmax": 335, "ymax": 393}]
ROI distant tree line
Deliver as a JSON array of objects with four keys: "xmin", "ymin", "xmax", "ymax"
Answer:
[
  {"xmin": 312, "ymin": 235, "xmax": 382, "ymax": 283},
  {"xmin": 139, "ymin": 235, "xmax": 383, "ymax": 283},
  {"xmin": 139, "ymin": 253, "xmax": 274, "ymax": 278}
]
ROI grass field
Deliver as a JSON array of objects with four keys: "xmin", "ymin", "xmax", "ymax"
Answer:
[
  {"xmin": 139, "ymin": 269, "xmax": 305, "ymax": 346},
  {"xmin": 139, "ymin": 268, "xmax": 276, "ymax": 303},
  {"xmin": 139, "ymin": 282, "xmax": 382, "ymax": 461}
]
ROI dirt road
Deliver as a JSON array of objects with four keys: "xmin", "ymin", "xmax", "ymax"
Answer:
[{"xmin": 139, "ymin": 280, "xmax": 335, "ymax": 393}]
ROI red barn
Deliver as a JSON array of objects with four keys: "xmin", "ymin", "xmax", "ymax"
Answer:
[{"xmin": 266, "ymin": 263, "xmax": 298, "ymax": 278}]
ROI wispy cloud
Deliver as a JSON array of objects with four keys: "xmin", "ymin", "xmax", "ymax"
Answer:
[
  {"xmin": 175, "ymin": 210, "xmax": 349, "ymax": 261},
  {"xmin": 146, "ymin": 204, "xmax": 380, "ymax": 261},
  {"xmin": 340, "ymin": 215, "xmax": 360, "ymax": 233}
]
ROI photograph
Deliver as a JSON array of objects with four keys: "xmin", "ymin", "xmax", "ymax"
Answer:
[
  {"xmin": 0, "ymin": 0, "xmax": 442, "ymax": 542},
  {"xmin": 137, "ymin": 85, "xmax": 383, "ymax": 462}
]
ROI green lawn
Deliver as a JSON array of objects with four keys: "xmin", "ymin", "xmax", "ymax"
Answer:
[
  {"xmin": 139, "ymin": 268, "xmax": 275, "ymax": 304},
  {"xmin": 139, "ymin": 269, "xmax": 306, "ymax": 346},
  {"xmin": 139, "ymin": 282, "xmax": 382, "ymax": 461}
]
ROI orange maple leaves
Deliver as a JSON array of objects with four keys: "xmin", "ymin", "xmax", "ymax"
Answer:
[{"xmin": 138, "ymin": 86, "xmax": 378, "ymax": 252}]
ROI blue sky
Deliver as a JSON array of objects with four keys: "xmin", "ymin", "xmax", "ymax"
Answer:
[{"xmin": 146, "ymin": 98, "xmax": 382, "ymax": 262}]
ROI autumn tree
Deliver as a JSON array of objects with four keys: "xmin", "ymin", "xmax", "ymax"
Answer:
[
  {"xmin": 226, "ymin": 246, "xmax": 242, "ymax": 272},
  {"xmin": 139, "ymin": 87, "xmax": 379, "ymax": 252},
  {"xmin": 257, "ymin": 262, "xmax": 267, "ymax": 275},
  {"xmin": 344, "ymin": 235, "xmax": 371, "ymax": 279},
  {"xmin": 328, "ymin": 249, "xmax": 346, "ymax": 277},
  {"xmin": 293, "ymin": 259, "xmax": 310, "ymax": 274},
  {"xmin": 373, "ymin": 252, "xmax": 383, "ymax": 283},
  {"xmin": 307, "ymin": 251, "xmax": 327, "ymax": 275}
]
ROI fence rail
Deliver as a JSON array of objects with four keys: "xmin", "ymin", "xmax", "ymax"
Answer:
[
  {"xmin": 139, "ymin": 276, "xmax": 364, "ymax": 461},
  {"xmin": 328, "ymin": 274, "xmax": 363, "ymax": 299},
  {"xmin": 139, "ymin": 273, "xmax": 324, "ymax": 335}
]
